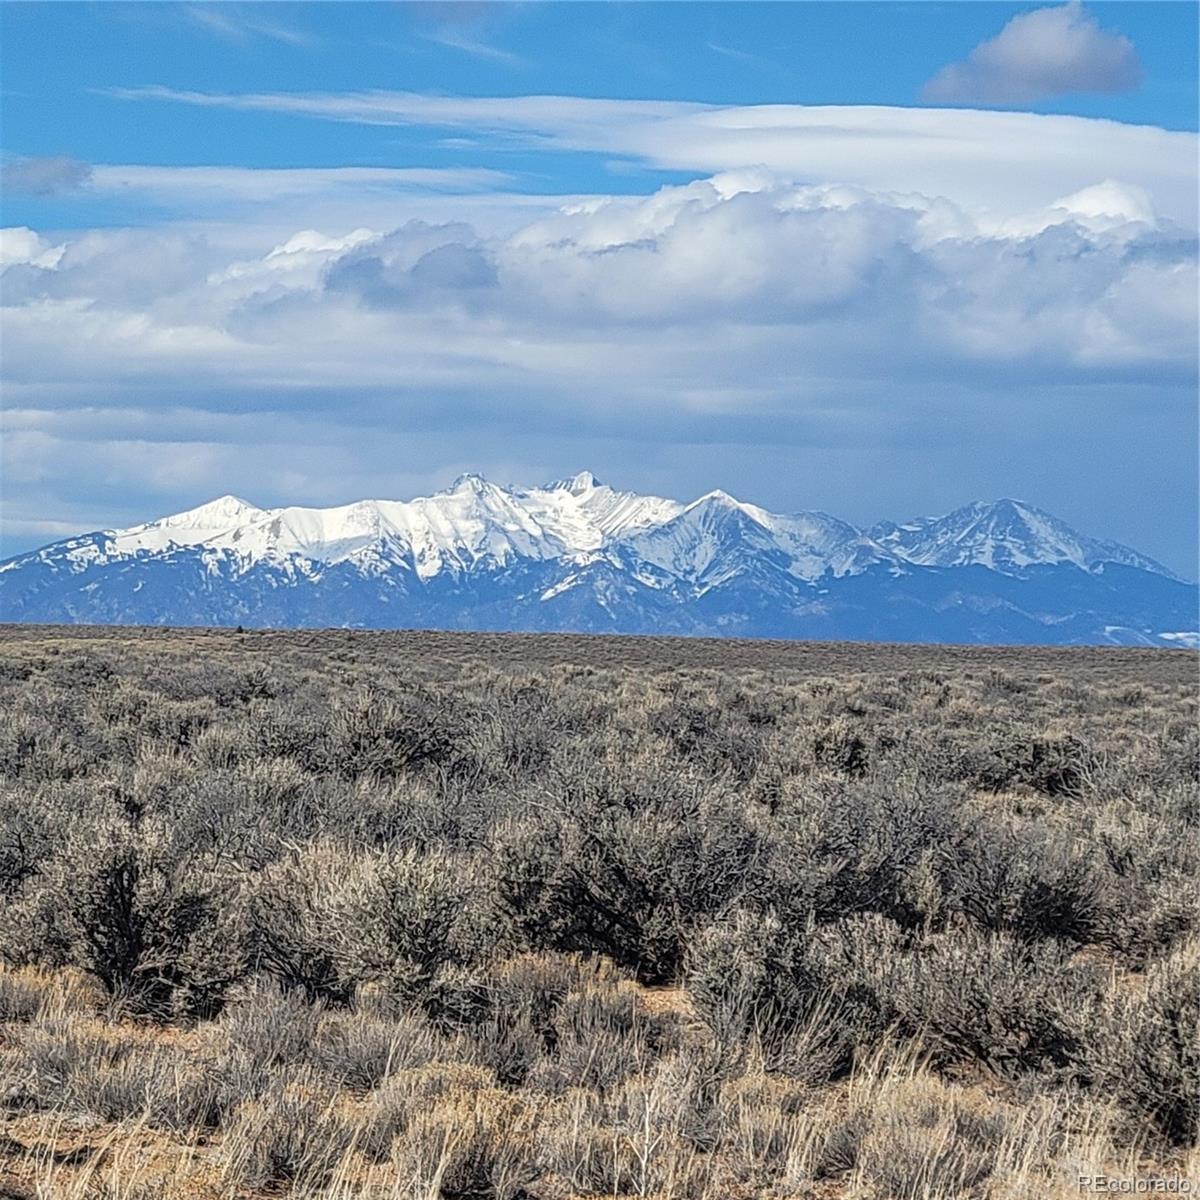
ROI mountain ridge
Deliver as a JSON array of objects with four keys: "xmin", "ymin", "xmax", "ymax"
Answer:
[{"xmin": 1, "ymin": 476, "xmax": 1194, "ymax": 647}]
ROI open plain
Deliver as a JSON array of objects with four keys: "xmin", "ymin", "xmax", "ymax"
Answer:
[{"xmin": 0, "ymin": 626, "xmax": 1196, "ymax": 1198}]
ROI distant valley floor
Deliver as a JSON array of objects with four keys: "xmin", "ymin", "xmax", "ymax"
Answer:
[{"xmin": 1, "ymin": 622, "xmax": 1195, "ymax": 686}]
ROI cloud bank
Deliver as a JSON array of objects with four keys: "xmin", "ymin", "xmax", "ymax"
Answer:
[{"xmin": 4, "ymin": 172, "xmax": 1192, "ymax": 387}]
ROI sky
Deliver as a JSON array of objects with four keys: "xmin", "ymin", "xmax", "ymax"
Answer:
[{"xmin": 0, "ymin": 1, "xmax": 1197, "ymax": 576}]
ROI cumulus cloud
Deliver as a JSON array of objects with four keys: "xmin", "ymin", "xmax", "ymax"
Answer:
[
  {"xmin": 326, "ymin": 230, "xmax": 497, "ymax": 309},
  {"xmin": 0, "ymin": 227, "xmax": 65, "ymax": 269},
  {"xmin": 923, "ymin": 2, "xmax": 1142, "ymax": 105},
  {"xmin": 2, "ymin": 174, "xmax": 1193, "ymax": 401},
  {"xmin": 106, "ymin": 90, "xmax": 1196, "ymax": 228},
  {"xmin": 1, "ymin": 155, "xmax": 93, "ymax": 196}
]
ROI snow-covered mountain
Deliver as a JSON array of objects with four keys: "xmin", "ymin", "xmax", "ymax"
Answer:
[
  {"xmin": 54, "ymin": 473, "xmax": 681, "ymax": 577},
  {"xmin": 869, "ymin": 499, "xmax": 1177, "ymax": 578},
  {"xmin": 1, "ymin": 475, "xmax": 1194, "ymax": 646}
]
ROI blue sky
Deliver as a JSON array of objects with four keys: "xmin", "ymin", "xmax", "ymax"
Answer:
[{"xmin": 1, "ymin": 2, "xmax": 1197, "ymax": 574}]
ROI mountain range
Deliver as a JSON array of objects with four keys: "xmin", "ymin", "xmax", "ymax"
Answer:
[{"xmin": 1, "ymin": 473, "xmax": 1195, "ymax": 646}]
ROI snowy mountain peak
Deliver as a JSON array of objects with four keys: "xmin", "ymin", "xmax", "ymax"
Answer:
[
  {"xmin": 546, "ymin": 470, "xmax": 603, "ymax": 496},
  {"xmin": 447, "ymin": 472, "xmax": 497, "ymax": 495},
  {"xmin": 691, "ymin": 489, "xmax": 741, "ymax": 508},
  {"xmin": 970, "ymin": 496, "xmax": 1025, "ymax": 516},
  {"xmin": 144, "ymin": 494, "xmax": 265, "ymax": 531},
  {"xmin": 871, "ymin": 498, "xmax": 1178, "ymax": 579},
  {"xmin": 683, "ymin": 490, "xmax": 780, "ymax": 527},
  {"xmin": 99, "ymin": 494, "xmax": 271, "ymax": 557}
]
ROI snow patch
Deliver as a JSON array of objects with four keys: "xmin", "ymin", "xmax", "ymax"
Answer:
[
  {"xmin": 540, "ymin": 574, "xmax": 581, "ymax": 601},
  {"xmin": 1158, "ymin": 631, "xmax": 1200, "ymax": 648}
]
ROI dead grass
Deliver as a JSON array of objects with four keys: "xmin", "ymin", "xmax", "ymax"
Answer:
[{"xmin": 3, "ymin": 1008, "xmax": 1191, "ymax": 1199}]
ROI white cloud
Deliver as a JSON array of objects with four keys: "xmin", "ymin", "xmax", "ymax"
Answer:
[
  {"xmin": 182, "ymin": 4, "xmax": 316, "ymax": 48},
  {"xmin": 707, "ymin": 42, "xmax": 760, "ymax": 64},
  {"xmin": 106, "ymin": 86, "xmax": 697, "ymax": 135},
  {"xmin": 89, "ymin": 164, "xmax": 514, "ymax": 201},
  {"xmin": 923, "ymin": 2, "xmax": 1141, "ymax": 105},
  {"xmin": 213, "ymin": 227, "xmax": 380, "ymax": 289},
  {"xmin": 0, "ymin": 227, "xmax": 65, "ymax": 269},
  {"xmin": 1053, "ymin": 179, "xmax": 1154, "ymax": 226},
  {"xmin": 2, "ymin": 175, "xmax": 1192, "ymax": 407},
  {"xmin": 995, "ymin": 179, "xmax": 1157, "ymax": 239},
  {"xmin": 107, "ymin": 89, "xmax": 1197, "ymax": 228},
  {"xmin": 38, "ymin": 161, "xmax": 559, "ymax": 250},
  {"xmin": 422, "ymin": 28, "xmax": 525, "ymax": 68}
]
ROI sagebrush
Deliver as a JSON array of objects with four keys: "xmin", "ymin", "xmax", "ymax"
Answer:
[{"xmin": 0, "ymin": 627, "xmax": 1195, "ymax": 1197}]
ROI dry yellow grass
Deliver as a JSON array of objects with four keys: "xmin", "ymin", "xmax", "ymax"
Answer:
[{"xmin": 2, "ymin": 967, "xmax": 1195, "ymax": 1200}]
